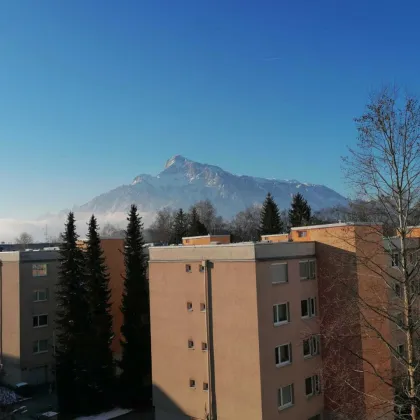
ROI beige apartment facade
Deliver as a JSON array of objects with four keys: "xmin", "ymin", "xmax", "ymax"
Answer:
[
  {"xmin": 0, "ymin": 250, "xmax": 59, "ymax": 386},
  {"xmin": 149, "ymin": 241, "xmax": 323, "ymax": 420}
]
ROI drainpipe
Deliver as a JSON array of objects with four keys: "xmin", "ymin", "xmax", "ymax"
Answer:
[{"xmin": 203, "ymin": 259, "xmax": 216, "ymax": 420}]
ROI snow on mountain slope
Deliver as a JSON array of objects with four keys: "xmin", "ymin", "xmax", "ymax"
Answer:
[{"xmin": 74, "ymin": 155, "xmax": 348, "ymax": 218}]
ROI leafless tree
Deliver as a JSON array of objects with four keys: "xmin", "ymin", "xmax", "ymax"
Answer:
[
  {"xmin": 322, "ymin": 87, "xmax": 420, "ymax": 419},
  {"xmin": 229, "ymin": 204, "xmax": 261, "ymax": 242},
  {"xmin": 101, "ymin": 222, "xmax": 125, "ymax": 239},
  {"xmin": 149, "ymin": 208, "xmax": 176, "ymax": 243},
  {"xmin": 15, "ymin": 232, "xmax": 34, "ymax": 248},
  {"xmin": 192, "ymin": 200, "xmax": 225, "ymax": 234}
]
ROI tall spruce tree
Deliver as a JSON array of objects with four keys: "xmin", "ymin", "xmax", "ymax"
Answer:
[
  {"xmin": 119, "ymin": 205, "xmax": 151, "ymax": 407},
  {"xmin": 259, "ymin": 192, "xmax": 283, "ymax": 235},
  {"xmin": 188, "ymin": 207, "xmax": 208, "ymax": 237},
  {"xmin": 55, "ymin": 212, "xmax": 91, "ymax": 415},
  {"xmin": 85, "ymin": 215, "xmax": 115, "ymax": 411},
  {"xmin": 288, "ymin": 193, "xmax": 312, "ymax": 227},
  {"xmin": 170, "ymin": 208, "xmax": 188, "ymax": 244}
]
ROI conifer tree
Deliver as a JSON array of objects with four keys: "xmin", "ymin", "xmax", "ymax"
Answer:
[
  {"xmin": 259, "ymin": 192, "xmax": 283, "ymax": 235},
  {"xmin": 170, "ymin": 208, "xmax": 188, "ymax": 244},
  {"xmin": 288, "ymin": 193, "xmax": 312, "ymax": 227},
  {"xmin": 188, "ymin": 207, "xmax": 208, "ymax": 237},
  {"xmin": 55, "ymin": 212, "xmax": 91, "ymax": 415},
  {"xmin": 85, "ymin": 215, "xmax": 115, "ymax": 411},
  {"xmin": 119, "ymin": 205, "xmax": 151, "ymax": 407}
]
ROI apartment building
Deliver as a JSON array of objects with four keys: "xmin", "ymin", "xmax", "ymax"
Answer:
[
  {"xmin": 149, "ymin": 239, "xmax": 323, "ymax": 420},
  {"xmin": 0, "ymin": 238, "xmax": 138, "ymax": 387},
  {"xmin": 0, "ymin": 250, "xmax": 59, "ymax": 385},
  {"xmin": 149, "ymin": 223, "xmax": 415, "ymax": 420}
]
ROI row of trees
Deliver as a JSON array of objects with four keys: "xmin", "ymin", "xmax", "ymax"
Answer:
[
  {"xmin": 148, "ymin": 191, "xmax": 314, "ymax": 244},
  {"xmin": 56, "ymin": 205, "xmax": 150, "ymax": 415}
]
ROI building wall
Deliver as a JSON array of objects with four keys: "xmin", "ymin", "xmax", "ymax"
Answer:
[
  {"xmin": 149, "ymin": 258, "xmax": 264, "ymax": 420},
  {"xmin": 0, "ymin": 254, "xmax": 21, "ymax": 385},
  {"xmin": 101, "ymin": 239, "xmax": 125, "ymax": 356},
  {"xmin": 291, "ymin": 224, "xmax": 395, "ymax": 419},
  {"xmin": 256, "ymin": 258, "xmax": 323, "ymax": 420},
  {"xmin": 261, "ymin": 234, "xmax": 289, "ymax": 243},
  {"xmin": 19, "ymin": 254, "xmax": 59, "ymax": 385},
  {"xmin": 182, "ymin": 235, "xmax": 231, "ymax": 246}
]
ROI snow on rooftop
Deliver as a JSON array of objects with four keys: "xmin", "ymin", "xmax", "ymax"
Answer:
[{"xmin": 75, "ymin": 408, "xmax": 132, "ymax": 420}]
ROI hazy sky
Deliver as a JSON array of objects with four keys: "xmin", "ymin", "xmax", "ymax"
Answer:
[{"xmin": 1, "ymin": 0, "xmax": 420, "ymax": 219}]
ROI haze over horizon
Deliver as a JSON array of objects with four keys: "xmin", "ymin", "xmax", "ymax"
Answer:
[{"xmin": 2, "ymin": 0, "xmax": 420, "ymax": 236}]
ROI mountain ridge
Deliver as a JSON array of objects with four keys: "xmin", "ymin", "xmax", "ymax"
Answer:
[{"xmin": 74, "ymin": 155, "xmax": 348, "ymax": 218}]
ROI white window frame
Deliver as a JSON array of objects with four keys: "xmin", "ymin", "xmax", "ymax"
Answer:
[
  {"xmin": 273, "ymin": 302, "xmax": 290, "ymax": 326},
  {"xmin": 305, "ymin": 375, "xmax": 321, "ymax": 397},
  {"xmin": 202, "ymin": 342, "xmax": 208, "ymax": 351},
  {"xmin": 33, "ymin": 314, "xmax": 48, "ymax": 328},
  {"xmin": 187, "ymin": 302, "xmax": 193, "ymax": 311},
  {"xmin": 271, "ymin": 263, "xmax": 288, "ymax": 284},
  {"xmin": 189, "ymin": 379, "xmax": 196, "ymax": 388},
  {"xmin": 298, "ymin": 231, "xmax": 307, "ymax": 238},
  {"xmin": 200, "ymin": 303, "xmax": 206, "ymax": 312},
  {"xmin": 397, "ymin": 343, "xmax": 405, "ymax": 356},
  {"xmin": 301, "ymin": 298, "xmax": 317, "ymax": 318},
  {"xmin": 32, "ymin": 263, "xmax": 48, "ymax": 277},
  {"xmin": 203, "ymin": 382, "xmax": 209, "ymax": 391},
  {"xmin": 188, "ymin": 339, "xmax": 194, "ymax": 349},
  {"xmin": 33, "ymin": 339, "xmax": 48, "ymax": 354},
  {"xmin": 275, "ymin": 343, "xmax": 292, "ymax": 367},
  {"xmin": 278, "ymin": 384, "xmax": 294, "ymax": 410},
  {"xmin": 303, "ymin": 335, "xmax": 320, "ymax": 358},
  {"xmin": 33, "ymin": 288, "xmax": 48, "ymax": 302},
  {"xmin": 300, "ymin": 260, "xmax": 316, "ymax": 280}
]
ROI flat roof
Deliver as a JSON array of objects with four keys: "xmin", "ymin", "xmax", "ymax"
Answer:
[
  {"xmin": 182, "ymin": 234, "xmax": 230, "ymax": 239},
  {"xmin": 149, "ymin": 240, "xmax": 315, "ymax": 262},
  {"xmin": 291, "ymin": 222, "xmax": 383, "ymax": 231},
  {"xmin": 0, "ymin": 250, "xmax": 59, "ymax": 262}
]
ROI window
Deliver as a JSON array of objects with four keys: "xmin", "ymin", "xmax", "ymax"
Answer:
[
  {"xmin": 33, "ymin": 314, "xmax": 48, "ymax": 328},
  {"xmin": 298, "ymin": 231, "xmax": 307, "ymax": 238},
  {"xmin": 278, "ymin": 384, "xmax": 294, "ymax": 409},
  {"xmin": 301, "ymin": 298, "xmax": 317, "ymax": 318},
  {"xmin": 392, "ymin": 253, "xmax": 399, "ymax": 267},
  {"xmin": 396, "ymin": 313, "xmax": 404, "ymax": 328},
  {"xmin": 275, "ymin": 343, "xmax": 292, "ymax": 366},
  {"xmin": 271, "ymin": 263, "xmax": 288, "ymax": 284},
  {"xmin": 188, "ymin": 340, "xmax": 194, "ymax": 349},
  {"xmin": 203, "ymin": 382, "xmax": 209, "ymax": 391},
  {"xmin": 189, "ymin": 379, "xmax": 196, "ymax": 388},
  {"xmin": 32, "ymin": 263, "xmax": 47, "ymax": 277},
  {"xmin": 300, "ymin": 260, "xmax": 316, "ymax": 280},
  {"xmin": 200, "ymin": 303, "xmax": 206, "ymax": 312},
  {"xmin": 305, "ymin": 375, "xmax": 321, "ymax": 397},
  {"xmin": 199, "ymin": 264, "xmax": 205, "ymax": 272},
  {"xmin": 308, "ymin": 415, "xmax": 321, "ymax": 420},
  {"xmin": 398, "ymin": 344, "xmax": 405, "ymax": 356},
  {"xmin": 33, "ymin": 288, "xmax": 48, "ymax": 302},
  {"xmin": 303, "ymin": 335, "xmax": 320, "ymax": 358},
  {"xmin": 273, "ymin": 303, "xmax": 290, "ymax": 325},
  {"xmin": 394, "ymin": 283, "xmax": 402, "ymax": 297},
  {"xmin": 33, "ymin": 339, "xmax": 48, "ymax": 354},
  {"xmin": 185, "ymin": 264, "xmax": 192, "ymax": 272},
  {"xmin": 202, "ymin": 342, "xmax": 208, "ymax": 351},
  {"xmin": 187, "ymin": 302, "xmax": 193, "ymax": 311}
]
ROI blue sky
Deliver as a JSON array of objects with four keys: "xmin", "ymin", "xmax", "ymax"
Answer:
[{"xmin": 1, "ymin": 0, "xmax": 420, "ymax": 218}]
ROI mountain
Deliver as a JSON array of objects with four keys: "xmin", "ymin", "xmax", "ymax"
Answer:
[{"xmin": 74, "ymin": 155, "xmax": 348, "ymax": 219}]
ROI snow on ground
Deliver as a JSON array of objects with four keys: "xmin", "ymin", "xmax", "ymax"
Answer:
[{"xmin": 75, "ymin": 408, "xmax": 132, "ymax": 420}]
